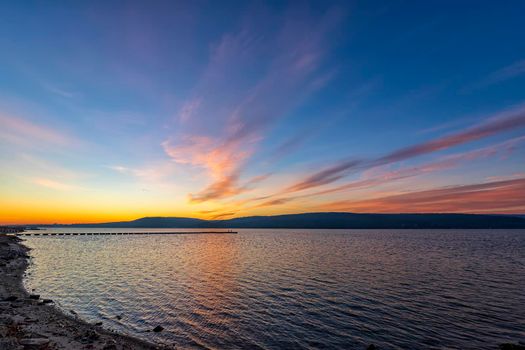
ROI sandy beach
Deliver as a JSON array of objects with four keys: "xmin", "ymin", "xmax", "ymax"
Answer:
[{"xmin": 0, "ymin": 234, "xmax": 165, "ymax": 350}]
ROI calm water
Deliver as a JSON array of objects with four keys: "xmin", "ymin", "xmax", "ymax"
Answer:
[{"xmin": 23, "ymin": 229, "xmax": 525, "ymax": 349}]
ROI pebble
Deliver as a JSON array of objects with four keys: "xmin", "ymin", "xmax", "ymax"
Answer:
[
  {"xmin": 153, "ymin": 325, "xmax": 164, "ymax": 332},
  {"xmin": 19, "ymin": 338, "xmax": 50, "ymax": 347},
  {"xmin": 103, "ymin": 339, "xmax": 117, "ymax": 350}
]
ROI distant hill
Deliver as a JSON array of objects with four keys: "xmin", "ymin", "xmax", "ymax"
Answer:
[{"xmin": 64, "ymin": 212, "xmax": 525, "ymax": 229}]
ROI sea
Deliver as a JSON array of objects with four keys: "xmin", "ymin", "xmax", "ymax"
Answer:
[{"xmin": 22, "ymin": 228, "xmax": 525, "ymax": 349}]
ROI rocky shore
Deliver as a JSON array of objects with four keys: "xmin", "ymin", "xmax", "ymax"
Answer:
[{"xmin": 0, "ymin": 235, "xmax": 165, "ymax": 350}]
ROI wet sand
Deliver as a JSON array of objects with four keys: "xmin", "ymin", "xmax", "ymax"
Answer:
[{"xmin": 0, "ymin": 234, "xmax": 166, "ymax": 350}]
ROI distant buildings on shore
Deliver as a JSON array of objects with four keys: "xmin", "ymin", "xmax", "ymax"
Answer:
[{"xmin": 0, "ymin": 226, "xmax": 25, "ymax": 233}]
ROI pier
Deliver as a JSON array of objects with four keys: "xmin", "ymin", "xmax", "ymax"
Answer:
[{"xmin": 13, "ymin": 231, "xmax": 237, "ymax": 236}]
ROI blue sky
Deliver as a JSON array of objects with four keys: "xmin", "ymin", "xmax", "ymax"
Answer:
[{"xmin": 1, "ymin": 1, "xmax": 524, "ymax": 223}]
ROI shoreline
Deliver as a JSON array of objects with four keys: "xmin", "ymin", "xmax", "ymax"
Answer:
[{"xmin": 0, "ymin": 234, "xmax": 166, "ymax": 350}]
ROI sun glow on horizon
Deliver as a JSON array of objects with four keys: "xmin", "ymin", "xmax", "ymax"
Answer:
[{"xmin": 1, "ymin": 2, "xmax": 524, "ymax": 224}]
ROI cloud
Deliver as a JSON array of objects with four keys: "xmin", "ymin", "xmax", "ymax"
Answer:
[
  {"xmin": 109, "ymin": 162, "xmax": 178, "ymax": 184},
  {"xmin": 251, "ymin": 135, "xmax": 525, "ymax": 209},
  {"xmin": 42, "ymin": 83, "xmax": 78, "ymax": 99},
  {"xmin": 0, "ymin": 114, "xmax": 73, "ymax": 148},
  {"xmin": 323, "ymin": 178, "xmax": 525, "ymax": 214},
  {"xmin": 163, "ymin": 135, "xmax": 258, "ymax": 202},
  {"xmin": 31, "ymin": 177, "xmax": 80, "ymax": 191},
  {"xmin": 375, "ymin": 107, "xmax": 525, "ymax": 164},
  {"xmin": 486, "ymin": 172, "xmax": 525, "ymax": 182},
  {"xmin": 285, "ymin": 105, "xmax": 525, "ymax": 193},
  {"xmin": 209, "ymin": 212, "xmax": 237, "ymax": 220},
  {"xmin": 462, "ymin": 59, "xmax": 525, "ymax": 92},
  {"xmin": 162, "ymin": 136, "xmax": 252, "ymax": 180},
  {"xmin": 189, "ymin": 173, "xmax": 244, "ymax": 202},
  {"xmin": 163, "ymin": 6, "xmax": 344, "ymax": 202},
  {"xmin": 254, "ymin": 197, "xmax": 296, "ymax": 208},
  {"xmin": 178, "ymin": 98, "xmax": 202, "ymax": 123},
  {"xmin": 189, "ymin": 172, "xmax": 270, "ymax": 203},
  {"xmin": 287, "ymin": 160, "xmax": 363, "ymax": 192}
]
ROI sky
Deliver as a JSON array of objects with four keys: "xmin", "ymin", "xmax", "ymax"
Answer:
[{"xmin": 1, "ymin": 1, "xmax": 524, "ymax": 224}]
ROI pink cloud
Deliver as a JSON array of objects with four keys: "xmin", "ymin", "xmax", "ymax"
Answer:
[
  {"xmin": 178, "ymin": 98, "xmax": 202, "ymax": 123},
  {"xmin": 31, "ymin": 177, "xmax": 80, "ymax": 191},
  {"xmin": 0, "ymin": 114, "xmax": 73, "ymax": 148},
  {"xmin": 162, "ymin": 6, "xmax": 344, "ymax": 202},
  {"xmin": 323, "ymin": 178, "xmax": 525, "ymax": 214},
  {"xmin": 285, "ymin": 105, "xmax": 525, "ymax": 193},
  {"xmin": 162, "ymin": 136, "xmax": 251, "ymax": 180},
  {"xmin": 249, "ymin": 135, "xmax": 525, "ymax": 209}
]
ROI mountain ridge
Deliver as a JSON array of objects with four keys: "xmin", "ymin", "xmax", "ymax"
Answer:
[{"xmin": 54, "ymin": 212, "xmax": 525, "ymax": 229}]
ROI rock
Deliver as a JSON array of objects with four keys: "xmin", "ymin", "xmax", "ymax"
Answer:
[
  {"xmin": 367, "ymin": 345, "xmax": 377, "ymax": 350},
  {"xmin": 116, "ymin": 314, "xmax": 123, "ymax": 320},
  {"xmin": 153, "ymin": 325, "xmax": 164, "ymax": 332},
  {"xmin": 76, "ymin": 329, "xmax": 100, "ymax": 344},
  {"xmin": 94, "ymin": 321, "xmax": 103, "ymax": 326},
  {"xmin": 29, "ymin": 294, "xmax": 40, "ymax": 300},
  {"xmin": 4, "ymin": 296, "xmax": 17, "ymax": 302},
  {"xmin": 103, "ymin": 339, "xmax": 117, "ymax": 350},
  {"xmin": 86, "ymin": 329, "xmax": 100, "ymax": 341},
  {"xmin": 500, "ymin": 344, "xmax": 525, "ymax": 350},
  {"xmin": 41, "ymin": 299, "xmax": 53, "ymax": 304},
  {"xmin": 11, "ymin": 315, "xmax": 25, "ymax": 325},
  {"xmin": 0, "ymin": 324, "xmax": 8, "ymax": 338},
  {"xmin": 0, "ymin": 338, "xmax": 20, "ymax": 350},
  {"xmin": 70, "ymin": 309, "xmax": 77, "ymax": 315},
  {"xmin": 19, "ymin": 338, "xmax": 50, "ymax": 348},
  {"xmin": 0, "ymin": 314, "xmax": 14, "ymax": 325}
]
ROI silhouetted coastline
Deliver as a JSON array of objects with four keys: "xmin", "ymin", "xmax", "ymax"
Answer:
[{"xmin": 60, "ymin": 212, "xmax": 525, "ymax": 229}]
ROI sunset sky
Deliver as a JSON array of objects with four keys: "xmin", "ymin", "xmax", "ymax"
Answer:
[{"xmin": 1, "ymin": 1, "xmax": 525, "ymax": 224}]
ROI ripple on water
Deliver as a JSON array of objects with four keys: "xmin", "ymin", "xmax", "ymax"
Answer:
[{"xmin": 23, "ymin": 229, "xmax": 525, "ymax": 349}]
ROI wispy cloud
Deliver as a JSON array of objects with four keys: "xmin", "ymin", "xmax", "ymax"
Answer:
[
  {"xmin": 322, "ymin": 178, "xmax": 525, "ymax": 214},
  {"xmin": 462, "ymin": 59, "xmax": 525, "ymax": 92},
  {"xmin": 249, "ymin": 135, "xmax": 525, "ymax": 209},
  {"xmin": 285, "ymin": 105, "xmax": 525, "ymax": 193},
  {"xmin": 486, "ymin": 173, "xmax": 525, "ymax": 182},
  {"xmin": 41, "ymin": 83, "xmax": 79, "ymax": 99},
  {"xmin": 31, "ymin": 177, "xmax": 80, "ymax": 191},
  {"xmin": 109, "ymin": 162, "xmax": 178, "ymax": 183},
  {"xmin": 189, "ymin": 172, "xmax": 270, "ymax": 203},
  {"xmin": 163, "ymin": 6, "xmax": 344, "ymax": 202},
  {"xmin": 162, "ymin": 135, "xmax": 252, "ymax": 182},
  {"xmin": 178, "ymin": 98, "xmax": 202, "ymax": 123},
  {"xmin": 0, "ymin": 113, "xmax": 73, "ymax": 148}
]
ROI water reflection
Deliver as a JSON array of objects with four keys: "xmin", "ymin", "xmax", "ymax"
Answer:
[{"xmin": 23, "ymin": 229, "xmax": 525, "ymax": 349}]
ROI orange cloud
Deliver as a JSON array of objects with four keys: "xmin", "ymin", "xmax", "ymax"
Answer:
[
  {"xmin": 245, "ymin": 136, "xmax": 525, "ymax": 210},
  {"xmin": 323, "ymin": 178, "xmax": 525, "ymax": 214},
  {"xmin": 163, "ymin": 136, "xmax": 260, "ymax": 202},
  {"xmin": 163, "ymin": 136, "xmax": 250, "ymax": 180}
]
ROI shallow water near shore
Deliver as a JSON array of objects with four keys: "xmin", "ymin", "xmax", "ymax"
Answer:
[{"xmin": 22, "ymin": 228, "xmax": 525, "ymax": 349}]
